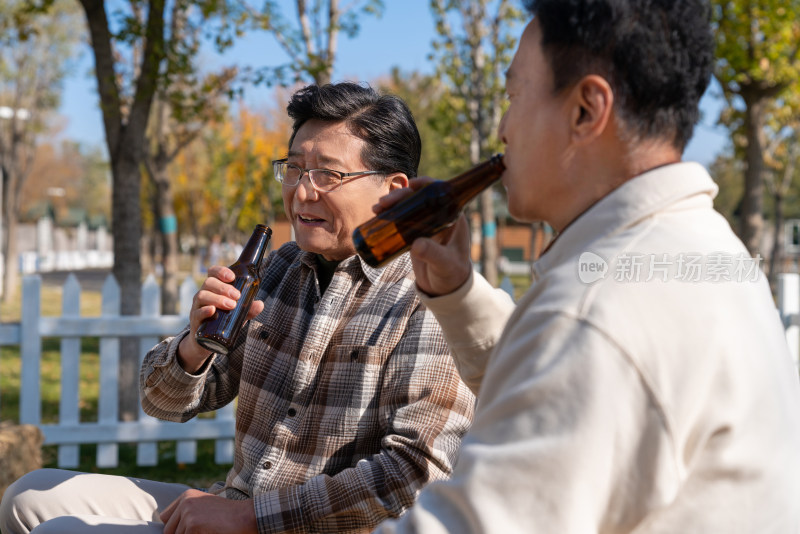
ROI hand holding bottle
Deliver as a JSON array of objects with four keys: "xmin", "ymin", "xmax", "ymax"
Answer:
[
  {"xmin": 177, "ymin": 266, "xmax": 267, "ymax": 373},
  {"xmin": 371, "ymin": 177, "xmax": 473, "ymax": 297},
  {"xmin": 178, "ymin": 224, "xmax": 272, "ymax": 372},
  {"xmin": 353, "ymin": 155, "xmax": 504, "ymax": 269}
]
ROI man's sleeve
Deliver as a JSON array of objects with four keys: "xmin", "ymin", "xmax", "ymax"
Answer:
[
  {"xmin": 140, "ymin": 327, "xmax": 243, "ymax": 422},
  {"xmin": 372, "ymin": 311, "xmax": 677, "ymax": 534},
  {"xmin": 418, "ymin": 271, "xmax": 516, "ymax": 395},
  {"xmin": 250, "ymin": 306, "xmax": 476, "ymax": 534}
]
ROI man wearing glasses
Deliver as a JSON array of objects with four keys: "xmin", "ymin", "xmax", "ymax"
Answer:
[{"xmin": 0, "ymin": 83, "xmax": 475, "ymax": 534}]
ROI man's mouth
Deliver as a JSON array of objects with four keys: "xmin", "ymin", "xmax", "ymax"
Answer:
[{"xmin": 298, "ymin": 214, "xmax": 325, "ymax": 224}]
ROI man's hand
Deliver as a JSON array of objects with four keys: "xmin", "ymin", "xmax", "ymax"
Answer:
[
  {"xmin": 160, "ymin": 489, "xmax": 257, "ymax": 534},
  {"xmin": 373, "ymin": 178, "xmax": 472, "ymax": 296},
  {"xmin": 177, "ymin": 265, "xmax": 265, "ymax": 373}
]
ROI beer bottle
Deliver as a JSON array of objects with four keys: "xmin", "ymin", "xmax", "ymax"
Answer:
[
  {"xmin": 195, "ymin": 224, "xmax": 272, "ymax": 355},
  {"xmin": 353, "ymin": 154, "xmax": 505, "ymax": 267}
]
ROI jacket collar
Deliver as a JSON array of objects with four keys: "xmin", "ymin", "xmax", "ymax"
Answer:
[{"xmin": 533, "ymin": 162, "xmax": 718, "ymax": 279}]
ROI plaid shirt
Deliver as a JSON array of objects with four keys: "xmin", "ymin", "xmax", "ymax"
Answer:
[{"xmin": 141, "ymin": 243, "xmax": 475, "ymax": 533}]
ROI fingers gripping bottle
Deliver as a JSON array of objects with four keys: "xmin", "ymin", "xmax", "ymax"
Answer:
[
  {"xmin": 195, "ymin": 224, "xmax": 272, "ymax": 354},
  {"xmin": 353, "ymin": 154, "xmax": 505, "ymax": 267}
]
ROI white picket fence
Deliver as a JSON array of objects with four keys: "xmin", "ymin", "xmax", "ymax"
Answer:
[
  {"xmin": 0, "ymin": 273, "xmax": 235, "ymax": 469},
  {"xmin": 1, "ymin": 270, "xmax": 798, "ymax": 472}
]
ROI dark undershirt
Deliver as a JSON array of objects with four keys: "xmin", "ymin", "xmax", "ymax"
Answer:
[{"xmin": 316, "ymin": 254, "xmax": 342, "ymax": 294}]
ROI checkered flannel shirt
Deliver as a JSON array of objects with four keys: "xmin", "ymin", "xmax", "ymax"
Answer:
[{"xmin": 141, "ymin": 242, "xmax": 476, "ymax": 533}]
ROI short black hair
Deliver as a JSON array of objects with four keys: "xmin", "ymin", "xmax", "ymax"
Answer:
[
  {"xmin": 286, "ymin": 82, "xmax": 422, "ymax": 178},
  {"xmin": 524, "ymin": 0, "xmax": 714, "ymax": 151}
]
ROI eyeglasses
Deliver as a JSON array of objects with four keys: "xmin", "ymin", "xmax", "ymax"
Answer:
[{"xmin": 272, "ymin": 159, "xmax": 385, "ymax": 193}]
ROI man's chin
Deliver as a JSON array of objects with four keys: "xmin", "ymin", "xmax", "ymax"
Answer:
[{"xmin": 295, "ymin": 236, "xmax": 336, "ymax": 257}]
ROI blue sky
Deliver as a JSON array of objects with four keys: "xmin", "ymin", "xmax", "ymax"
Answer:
[{"xmin": 58, "ymin": 0, "xmax": 729, "ymax": 166}]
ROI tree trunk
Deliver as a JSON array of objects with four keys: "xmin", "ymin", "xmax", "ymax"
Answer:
[
  {"xmin": 768, "ymin": 190, "xmax": 784, "ymax": 294},
  {"xmin": 154, "ymin": 167, "xmax": 179, "ymax": 315},
  {"xmin": 3, "ymin": 211, "xmax": 19, "ymax": 302},
  {"xmin": 479, "ymin": 190, "xmax": 498, "ymax": 286},
  {"xmin": 80, "ymin": 0, "xmax": 165, "ymax": 422},
  {"xmin": 740, "ymin": 92, "xmax": 767, "ymax": 256},
  {"xmin": 112, "ymin": 154, "xmax": 143, "ymax": 422},
  {"xmin": 1, "ymin": 159, "xmax": 26, "ymax": 303},
  {"xmin": 467, "ymin": 82, "xmax": 497, "ymax": 285}
]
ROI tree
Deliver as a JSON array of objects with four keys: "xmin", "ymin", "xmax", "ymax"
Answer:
[
  {"xmin": 0, "ymin": 0, "xmax": 82, "ymax": 301},
  {"xmin": 708, "ymin": 105, "xmax": 800, "ymax": 294},
  {"xmin": 20, "ymin": 141, "xmax": 110, "ymax": 225},
  {"xmin": 764, "ymin": 138, "xmax": 799, "ymax": 290},
  {"xmin": 76, "ymin": 0, "xmax": 243, "ymax": 420},
  {"xmin": 708, "ymin": 147, "xmax": 745, "ymax": 227},
  {"xmin": 170, "ymin": 103, "xmax": 288, "ymax": 269},
  {"xmin": 759, "ymin": 102, "xmax": 800, "ymax": 290},
  {"xmin": 210, "ymin": 105, "xmax": 287, "ymax": 237},
  {"xmin": 377, "ymin": 68, "xmax": 452, "ymax": 180},
  {"xmin": 429, "ymin": 0, "xmax": 522, "ymax": 286},
  {"xmin": 141, "ymin": 0, "xmax": 237, "ymax": 314},
  {"xmin": 246, "ymin": 0, "xmax": 384, "ymax": 85},
  {"xmin": 712, "ymin": 1, "xmax": 800, "ymax": 256}
]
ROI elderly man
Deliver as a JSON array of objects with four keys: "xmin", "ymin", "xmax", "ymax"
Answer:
[
  {"xmin": 0, "ymin": 82, "xmax": 475, "ymax": 534},
  {"xmin": 373, "ymin": 1, "xmax": 800, "ymax": 533}
]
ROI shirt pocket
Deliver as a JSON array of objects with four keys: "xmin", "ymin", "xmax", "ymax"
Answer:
[
  {"xmin": 313, "ymin": 344, "xmax": 391, "ymax": 437},
  {"xmin": 240, "ymin": 322, "xmax": 297, "ymax": 387},
  {"xmin": 303, "ymin": 344, "xmax": 392, "ymax": 475}
]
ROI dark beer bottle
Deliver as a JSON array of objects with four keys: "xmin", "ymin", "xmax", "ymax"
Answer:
[
  {"xmin": 353, "ymin": 154, "xmax": 505, "ymax": 267},
  {"xmin": 195, "ymin": 224, "xmax": 272, "ymax": 355}
]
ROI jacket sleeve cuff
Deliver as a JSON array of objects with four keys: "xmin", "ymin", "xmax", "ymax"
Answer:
[{"xmin": 143, "ymin": 329, "xmax": 214, "ymax": 391}]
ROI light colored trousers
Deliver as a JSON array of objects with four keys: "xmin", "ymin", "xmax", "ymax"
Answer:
[{"xmin": 0, "ymin": 468, "xmax": 191, "ymax": 534}]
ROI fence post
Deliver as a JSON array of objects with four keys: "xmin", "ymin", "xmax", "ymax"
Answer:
[
  {"xmin": 176, "ymin": 276, "xmax": 198, "ymax": 464},
  {"xmin": 97, "ymin": 274, "xmax": 120, "ymax": 467},
  {"xmin": 58, "ymin": 274, "xmax": 82, "ymax": 467},
  {"xmin": 19, "ymin": 276, "xmax": 42, "ymax": 426},
  {"xmin": 137, "ymin": 274, "xmax": 160, "ymax": 466},
  {"xmin": 778, "ymin": 272, "xmax": 800, "ymax": 370}
]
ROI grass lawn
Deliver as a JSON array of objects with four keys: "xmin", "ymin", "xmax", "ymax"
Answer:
[{"xmin": 0, "ymin": 281, "xmax": 231, "ymax": 489}]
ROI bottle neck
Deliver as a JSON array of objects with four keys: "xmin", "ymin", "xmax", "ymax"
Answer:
[
  {"xmin": 236, "ymin": 225, "xmax": 272, "ymax": 266},
  {"xmin": 447, "ymin": 154, "xmax": 506, "ymax": 209}
]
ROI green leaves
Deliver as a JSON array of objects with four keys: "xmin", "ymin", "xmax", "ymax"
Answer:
[
  {"xmin": 242, "ymin": 0, "xmax": 383, "ymax": 86},
  {"xmin": 713, "ymin": 0, "xmax": 800, "ymax": 98},
  {"xmin": 428, "ymin": 0, "xmax": 522, "ymax": 164}
]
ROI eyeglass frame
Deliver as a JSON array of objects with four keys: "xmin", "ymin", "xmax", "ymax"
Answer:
[{"xmin": 272, "ymin": 158, "xmax": 387, "ymax": 193}]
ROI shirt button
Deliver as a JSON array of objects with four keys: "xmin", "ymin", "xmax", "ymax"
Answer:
[
  {"xmin": 350, "ymin": 350, "xmax": 359, "ymax": 360},
  {"xmin": 263, "ymin": 461, "xmax": 272, "ymax": 469},
  {"xmin": 287, "ymin": 408, "xmax": 297, "ymax": 417},
  {"xmin": 259, "ymin": 330, "xmax": 268, "ymax": 340}
]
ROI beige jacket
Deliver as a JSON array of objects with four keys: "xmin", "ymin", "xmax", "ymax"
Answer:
[{"xmin": 375, "ymin": 162, "xmax": 800, "ymax": 533}]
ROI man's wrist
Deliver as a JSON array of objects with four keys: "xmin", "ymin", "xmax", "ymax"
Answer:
[{"xmin": 177, "ymin": 335, "xmax": 212, "ymax": 374}]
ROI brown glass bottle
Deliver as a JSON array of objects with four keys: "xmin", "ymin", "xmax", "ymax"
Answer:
[
  {"xmin": 195, "ymin": 224, "xmax": 272, "ymax": 355},
  {"xmin": 353, "ymin": 154, "xmax": 505, "ymax": 267}
]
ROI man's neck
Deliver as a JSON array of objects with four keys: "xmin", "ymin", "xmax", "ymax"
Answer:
[{"xmin": 549, "ymin": 141, "xmax": 682, "ymax": 233}]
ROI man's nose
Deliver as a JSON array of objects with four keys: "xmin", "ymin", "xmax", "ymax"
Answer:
[
  {"xmin": 498, "ymin": 111, "xmax": 508, "ymax": 144},
  {"xmin": 295, "ymin": 173, "xmax": 320, "ymax": 201}
]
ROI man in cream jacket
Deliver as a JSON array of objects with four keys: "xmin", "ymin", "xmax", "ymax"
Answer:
[{"xmin": 372, "ymin": 0, "xmax": 800, "ymax": 532}]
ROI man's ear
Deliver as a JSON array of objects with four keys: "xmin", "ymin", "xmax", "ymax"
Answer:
[
  {"xmin": 569, "ymin": 75, "xmax": 614, "ymax": 143},
  {"xmin": 387, "ymin": 173, "xmax": 409, "ymax": 191}
]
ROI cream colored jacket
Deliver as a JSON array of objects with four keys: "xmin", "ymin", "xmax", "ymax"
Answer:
[{"xmin": 375, "ymin": 162, "xmax": 800, "ymax": 534}]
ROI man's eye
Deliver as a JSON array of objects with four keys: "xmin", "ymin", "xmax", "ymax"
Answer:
[
  {"xmin": 285, "ymin": 166, "xmax": 302, "ymax": 179},
  {"xmin": 315, "ymin": 170, "xmax": 339, "ymax": 184}
]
